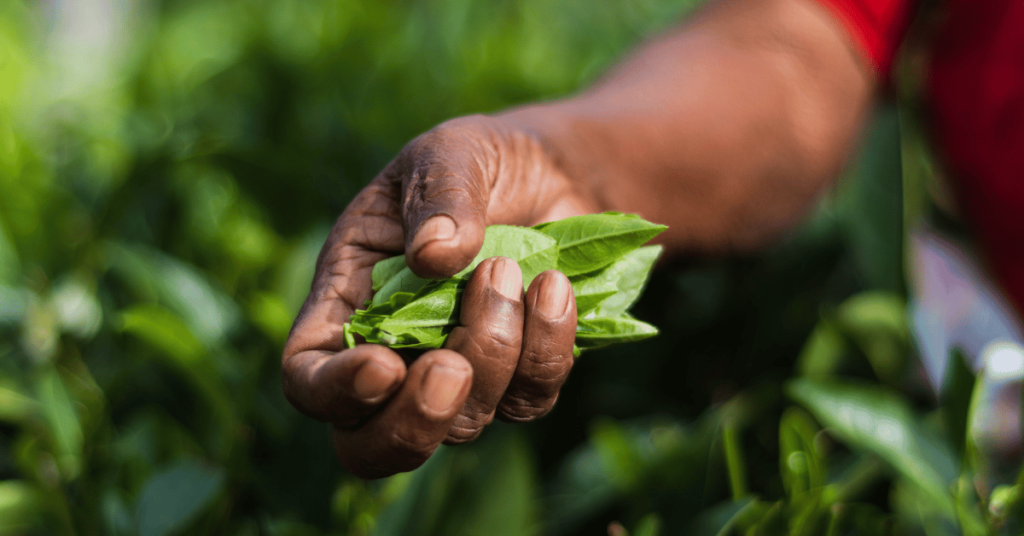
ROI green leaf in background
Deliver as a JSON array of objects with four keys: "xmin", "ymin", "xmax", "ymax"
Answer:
[
  {"xmin": 116, "ymin": 304, "xmax": 237, "ymax": 452},
  {"xmin": 373, "ymin": 426, "xmax": 539, "ymax": 536},
  {"xmin": 690, "ymin": 498, "xmax": 756, "ymax": 536},
  {"xmin": 102, "ymin": 488, "xmax": 134, "ymax": 536},
  {"xmin": 105, "ymin": 242, "xmax": 241, "ymax": 345},
  {"xmin": 0, "ymin": 285, "xmax": 27, "ymax": 325},
  {"xmin": 787, "ymin": 378, "xmax": 957, "ymax": 515},
  {"xmin": 544, "ymin": 444, "xmax": 618, "ymax": 535},
  {"xmin": 433, "ymin": 433, "xmax": 539, "ymax": 536},
  {"xmin": 630, "ymin": 513, "xmax": 663, "ymax": 536},
  {"xmin": 0, "ymin": 381, "xmax": 36, "ymax": 424},
  {"xmin": 51, "ymin": 276, "xmax": 103, "ymax": 340},
  {"xmin": 836, "ymin": 292, "xmax": 908, "ymax": 385},
  {"xmin": 136, "ymin": 459, "xmax": 225, "ymax": 536},
  {"xmin": 249, "ymin": 292, "xmax": 294, "ymax": 343},
  {"xmin": 0, "ymin": 480, "xmax": 43, "ymax": 534},
  {"xmin": 118, "ymin": 304, "xmax": 204, "ymax": 364},
  {"xmin": 35, "ymin": 369, "xmax": 83, "ymax": 480},
  {"xmin": 840, "ymin": 102, "xmax": 904, "ymax": 295},
  {"xmin": 0, "ymin": 220, "xmax": 20, "ymax": 285},
  {"xmin": 778, "ymin": 408, "xmax": 825, "ymax": 501},
  {"xmin": 1, "ymin": 0, "xmax": 976, "ymax": 533},
  {"xmin": 591, "ymin": 419, "xmax": 643, "ymax": 492},
  {"xmin": 940, "ymin": 349, "xmax": 975, "ymax": 460},
  {"xmin": 533, "ymin": 212, "xmax": 666, "ymax": 277},
  {"xmin": 795, "ymin": 317, "xmax": 846, "ymax": 379}
]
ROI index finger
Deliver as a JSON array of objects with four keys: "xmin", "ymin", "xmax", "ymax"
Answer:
[
  {"xmin": 282, "ymin": 253, "xmax": 408, "ymax": 426},
  {"xmin": 388, "ymin": 120, "xmax": 491, "ymax": 279},
  {"xmin": 282, "ymin": 181, "xmax": 408, "ymax": 425}
]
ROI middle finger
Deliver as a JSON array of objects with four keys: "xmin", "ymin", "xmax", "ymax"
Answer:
[{"xmin": 442, "ymin": 256, "xmax": 525, "ymax": 443}]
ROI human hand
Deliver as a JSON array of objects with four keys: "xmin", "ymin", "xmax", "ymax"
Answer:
[{"xmin": 281, "ymin": 115, "xmax": 597, "ymax": 478}]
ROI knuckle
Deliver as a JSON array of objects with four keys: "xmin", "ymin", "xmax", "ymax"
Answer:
[
  {"xmin": 483, "ymin": 324, "xmax": 521, "ymax": 354},
  {"xmin": 445, "ymin": 410, "xmax": 492, "ymax": 444},
  {"xmin": 498, "ymin": 393, "xmax": 555, "ymax": 423},
  {"xmin": 510, "ymin": 373, "xmax": 562, "ymax": 402},
  {"xmin": 445, "ymin": 421, "xmax": 484, "ymax": 444},
  {"xmin": 432, "ymin": 115, "xmax": 489, "ymax": 138},
  {"xmin": 449, "ymin": 326, "xmax": 520, "ymax": 363},
  {"xmin": 386, "ymin": 429, "xmax": 436, "ymax": 464},
  {"xmin": 521, "ymin": 351, "xmax": 573, "ymax": 384}
]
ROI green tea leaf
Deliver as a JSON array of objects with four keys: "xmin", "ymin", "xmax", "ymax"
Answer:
[
  {"xmin": 371, "ymin": 254, "xmax": 410, "ymax": 291},
  {"xmin": 574, "ymin": 289, "xmax": 617, "ymax": 316},
  {"xmin": 118, "ymin": 304, "xmax": 205, "ymax": 363},
  {"xmin": 371, "ymin": 267, "xmax": 430, "ymax": 306},
  {"xmin": 787, "ymin": 378, "xmax": 956, "ymax": 515},
  {"xmin": 355, "ymin": 280, "xmax": 463, "ymax": 348},
  {"xmin": 0, "ymin": 480, "xmax": 43, "ymax": 534},
  {"xmin": 136, "ymin": 459, "xmax": 225, "ymax": 536},
  {"xmin": 533, "ymin": 212, "xmax": 666, "ymax": 276},
  {"xmin": 353, "ymin": 214, "xmax": 663, "ymax": 353},
  {"xmin": 455, "ymin": 225, "xmax": 558, "ymax": 287},
  {"xmin": 369, "ymin": 324, "xmax": 449, "ymax": 349},
  {"xmin": 343, "ymin": 322, "xmax": 357, "ymax": 348},
  {"xmin": 573, "ymin": 245, "xmax": 662, "ymax": 318},
  {"xmin": 380, "ymin": 279, "xmax": 461, "ymax": 331},
  {"xmin": 0, "ymin": 381, "xmax": 37, "ymax": 424},
  {"xmin": 36, "ymin": 369, "xmax": 84, "ymax": 480},
  {"xmin": 575, "ymin": 314, "xmax": 659, "ymax": 349},
  {"xmin": 371, "ymin": 225, "xmax": 556, "ymax": 307},
  {"xmin": 346, "ymin": 317, "xmax": 379, "ymax": 342},
  {"xmin": 366, "ymin": 290, "xmax": 417, "ymax": 315}
]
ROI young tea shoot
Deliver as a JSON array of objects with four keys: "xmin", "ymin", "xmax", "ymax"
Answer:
[{"xmin": 344, "ymin": 212, "xmax": 666, "ymax": 354}]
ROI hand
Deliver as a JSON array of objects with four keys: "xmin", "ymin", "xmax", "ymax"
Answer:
[{"xmin": 281, "ymin": 114, "xmax": 597, "ymax": 478}]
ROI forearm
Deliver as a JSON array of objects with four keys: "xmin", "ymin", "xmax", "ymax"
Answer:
[{"xmin": 500, "ymin": 0, "xmax": 876, "ymax": 254}]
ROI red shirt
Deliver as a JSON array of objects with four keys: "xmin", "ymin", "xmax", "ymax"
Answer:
[{"xmin": 817, "ymin": 0, "xmax": 1024, "ymax": 318}]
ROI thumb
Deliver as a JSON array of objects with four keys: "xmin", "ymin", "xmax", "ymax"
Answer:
[{"xmin": 392, "ymin": 119, "xmax": 492, "ymax": 279}]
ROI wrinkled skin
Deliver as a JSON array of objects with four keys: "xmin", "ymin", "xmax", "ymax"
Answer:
[
  {"xmin": 282, "ymin": 0, "xmax": 876, "ymax": 478},
  {"xmin": 281, "ymin": 117, "xmax": 593, "ymax": 478}
]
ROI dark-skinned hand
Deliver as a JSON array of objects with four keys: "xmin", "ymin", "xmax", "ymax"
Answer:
[
  {"xmin": 281, "ymin": 0, "xmax": 874, "ymax": 479},
  {"xmin": 281, "ymin": 115, "xmax": 598, "ymax": 478}
]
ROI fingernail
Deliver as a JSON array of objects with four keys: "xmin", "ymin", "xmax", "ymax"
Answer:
[
  {"xmin": 422, "ymin": 365, "xmax": 468, "ymax": 413},
  {"xmin": 409, "ymin": 215, "xmax": 457, "ymax": 254},
  {"xmin": 491, "ymin": 257, "xmax": 523, "ymax": 301},
  {"xmin": 353, "ymin": 360, "xmax": 400, "ymax": 401},
  {"xmin": 536, "ymin": 273, "xmax": 570, "ymax": 318}
]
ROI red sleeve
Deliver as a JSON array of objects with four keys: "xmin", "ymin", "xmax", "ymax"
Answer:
[{"xmin": 813, "ymin": 0, "xmax": 916, "ymax": 78}]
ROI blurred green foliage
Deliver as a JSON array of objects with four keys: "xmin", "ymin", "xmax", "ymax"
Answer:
[{"xmin": 1, "ymin": 0, "xmax": 1021, "ymax": 535}]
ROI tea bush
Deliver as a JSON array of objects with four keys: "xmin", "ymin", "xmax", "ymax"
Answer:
[{"xmin": 0, "ymin": 1, "xmax": 1016, "ymax": 535}]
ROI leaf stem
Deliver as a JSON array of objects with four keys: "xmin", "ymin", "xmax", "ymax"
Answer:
[{"xmin": 722, "ymin": 424, "xmax": 747, "ymax": 501}]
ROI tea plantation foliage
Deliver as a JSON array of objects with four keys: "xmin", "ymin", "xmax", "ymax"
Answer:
[{"xmin": 0, "ymin": 1, "xmax": 1016, "ymax": 535}]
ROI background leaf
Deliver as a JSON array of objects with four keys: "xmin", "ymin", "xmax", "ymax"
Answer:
[
  {"xmin": 787, "ymin": 378, "xmax": 957, "ymax": 515},
  {"xmin": 0, "ymin": 0, "xmax": 989, "ymax": 534},
  {"xmin": 135, "ymin": 459, "xmax": 226, "ymax": 536}
]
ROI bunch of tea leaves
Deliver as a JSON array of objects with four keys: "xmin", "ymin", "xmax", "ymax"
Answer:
[{"xmin": 343, "ymin": 212, "xmax": 667, "ymax": 353}]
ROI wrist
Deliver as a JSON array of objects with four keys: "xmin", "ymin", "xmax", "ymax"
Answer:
[{"xmin": 496, "ymin": 104, "xmax": 614, "ymax": 215}]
